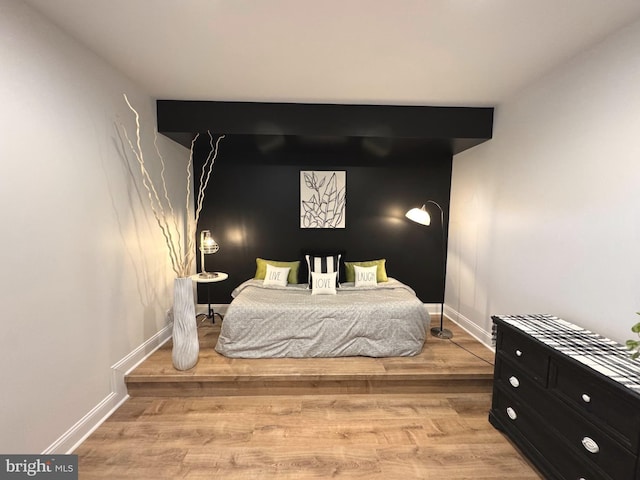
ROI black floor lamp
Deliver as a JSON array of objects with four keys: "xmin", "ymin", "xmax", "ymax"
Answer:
[{"xmin": 405, "ymin": 200, "xmax": 453, "ymax": 339}]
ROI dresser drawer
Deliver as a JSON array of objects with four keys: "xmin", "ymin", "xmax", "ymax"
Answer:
[
  {"xmin": 492, "ymin": 387, "xmax": 614, "ymax": 480},
  {"xmin": 495, "ymin": 356, "xmax": 549, "ymax": 407},
  {"xmin": 550, "ymin": 358, "xmax": 640, "ymax": 451},
  {"xmin": 497, "ymin": 326, "xmax": 549, "ymax": 386},
  {"xmin": 541, "ymin": 389, "xmax": 637, "ymax": 480}
]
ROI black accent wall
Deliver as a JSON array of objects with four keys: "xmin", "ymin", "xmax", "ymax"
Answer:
[
  {"xmin": 193, "ymin": 134, "xmax": 452, "ymax": 303},
  {"xmin": 156, "ymin": 100, "xmax": 493, "ymax": 305}
]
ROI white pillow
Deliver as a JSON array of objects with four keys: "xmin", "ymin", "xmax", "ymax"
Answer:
[
  {"xmin": 263, "ymin": 264, "xmax": 291, "ymax": 287},
  {"xmin": 354, "ymin": 265, "xmax": 378, "ymax": 287},
  {"xmin": 311, "ymin": 271, "xmax": 338, "ymax": 295}
]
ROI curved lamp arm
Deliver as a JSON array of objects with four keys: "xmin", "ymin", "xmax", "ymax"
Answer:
[{"xmin": 426, "ymin": 200, "xmax": 444, "ymax": 230}]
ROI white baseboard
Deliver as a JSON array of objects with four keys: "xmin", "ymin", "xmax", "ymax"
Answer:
[
  {"xmin": 444, "ymin": 305, "xmax": 495, "ymax": 351},
  {"xmin": 110, "ymin": 322, "xmax": 174, "ymax": 399},
  {"xmin": 43, "ymin": 323, "xmax": 173, "ymax": 454},
  {"xmin": 424, "ymin": 303, "xmax": 444, "ymax": 316},
  {"xmin": 42, "ymin": 392, "xmax": 126, "ymax": 455}
]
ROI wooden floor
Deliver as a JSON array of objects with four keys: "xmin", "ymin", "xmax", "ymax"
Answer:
[{"xmin": 74, "ymin": 317, "xmax": 542, "ymax": 479}]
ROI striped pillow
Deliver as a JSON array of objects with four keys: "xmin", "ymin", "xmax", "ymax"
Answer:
[{"xmin": 305, "ymin": 253, "xmax": 341, "ymax": 288}]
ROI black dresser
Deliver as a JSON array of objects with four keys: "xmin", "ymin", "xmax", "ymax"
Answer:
[{"xmin": 490, "ymin": 314, "xmax": 640, "ymax": 480}]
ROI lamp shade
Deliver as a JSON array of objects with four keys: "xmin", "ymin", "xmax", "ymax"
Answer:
[
  {"xmin": 200, "ymin": 230, "xmax": 219, "ymax": 254},
  {"xmin": 405, "ymin": 205, "xmax": 431, "ymax": 226}
]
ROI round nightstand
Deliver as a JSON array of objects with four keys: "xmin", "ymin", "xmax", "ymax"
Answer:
[{"xmin": 191, "ymin": 272, "xmax": 228, "ymax": 322}]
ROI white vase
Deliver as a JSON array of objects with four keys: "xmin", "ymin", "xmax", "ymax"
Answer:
[{"xmin": 171, "ymin": 277, "xmax": 199, "ymax": 370}]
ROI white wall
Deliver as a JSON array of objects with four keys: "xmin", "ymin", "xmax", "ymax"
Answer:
[
  {"xmin": 446, "ymin": 18, "xmax": 640, "ymax": 346},
  {"xmin": 0, "ymin": 0, "xmax": 190, "ymax": 453}
]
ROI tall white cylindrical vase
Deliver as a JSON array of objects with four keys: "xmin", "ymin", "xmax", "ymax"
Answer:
[{"xmin": 172, "ymin": 277, "xmax": 199, "ymax": 370}]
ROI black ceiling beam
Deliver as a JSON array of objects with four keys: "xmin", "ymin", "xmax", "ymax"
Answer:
[{"xmin": 157, "ymin": 100, "xmax": 493, "ymax": 154}]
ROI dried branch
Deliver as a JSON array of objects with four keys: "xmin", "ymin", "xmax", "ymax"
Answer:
[
  {"xmin": 153, "ymin": 131, "xmax": 183, "ymax": 263},
  {"xmin": 182, "ymin": 134, "xmax": 200, "ymax": 274},
  {"xmin": 121, "ymin": 94, "xmax": 224, "ymax": 278}
]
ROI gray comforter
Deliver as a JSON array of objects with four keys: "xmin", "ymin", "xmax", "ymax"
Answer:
[{"xmin": 215, "ymin": 278, "xmax": 430, "ymax": 358}]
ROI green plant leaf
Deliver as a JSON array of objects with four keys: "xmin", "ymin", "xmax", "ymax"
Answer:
[{"xmin": 631, "ymin": 322, "xmax": 640, "ymax": 333}]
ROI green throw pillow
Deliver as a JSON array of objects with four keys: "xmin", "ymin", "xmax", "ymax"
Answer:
[
  {"xmin": 344, "ymin": 259, "xmax": 388, "ymax": 283},
  {"xmin": 255, "ymin": 258, "xmax": 300, "ymax": 284}
]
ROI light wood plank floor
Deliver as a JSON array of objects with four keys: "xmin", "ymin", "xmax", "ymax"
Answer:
[{"xmin": 74, "ymin": 317, "xmax": 543, "ymax": 479}]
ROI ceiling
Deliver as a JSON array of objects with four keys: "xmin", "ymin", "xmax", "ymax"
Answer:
[{"xmin": 24, "ymin": 0, "xmax": 640, "ymax": 106}]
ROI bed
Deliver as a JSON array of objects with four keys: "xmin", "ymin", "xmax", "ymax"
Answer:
[{"xmin": 214, "ymin": 278, "xmax": 430, "ymax": 358}]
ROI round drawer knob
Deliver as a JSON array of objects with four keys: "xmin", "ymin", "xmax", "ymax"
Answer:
[
  {"xmin": 581, "ymin": 393, "xmax": 591, "ymax": 403},
  {"xmin": 506, "ymin": 407, "xmax": 517, "ymax": 420},
  {"xmin": 581, "ymin": 436, "xmax": 599, "ymax": 454},
  {"xmin": 515, "ymin": 349, "xmax": 523, "ymax": 357},
  {"xmin": 509, "ymin": 376, "xmax": 520, "ymax": 388}
]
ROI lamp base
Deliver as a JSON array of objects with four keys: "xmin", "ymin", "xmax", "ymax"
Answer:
[
  {"xmin": 198, "ymin": 272, "xmax": 218, "ymax": 279},
  {"xmin": 430, "ymin": 327, "xmax": 453, "ymax": 339}
]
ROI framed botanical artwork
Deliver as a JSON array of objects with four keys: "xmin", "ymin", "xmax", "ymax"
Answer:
[{"xmin": 300, "ymin": 170, "xmax": 346, "ymax": 228}]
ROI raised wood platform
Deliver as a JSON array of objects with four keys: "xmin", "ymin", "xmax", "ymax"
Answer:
[{"xmin": 126, "ymin": 317, "xmax": 495, "ymax": 397}]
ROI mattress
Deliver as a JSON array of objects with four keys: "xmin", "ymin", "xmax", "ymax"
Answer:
[{"xmin": 214, "ymin": 278, "xmax": 430, "ymax": 358}]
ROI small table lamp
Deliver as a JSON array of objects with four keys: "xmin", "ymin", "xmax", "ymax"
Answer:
[{"xmin": 199, "ymin": 230, "xmax": 219, "ymax": 279}]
